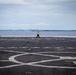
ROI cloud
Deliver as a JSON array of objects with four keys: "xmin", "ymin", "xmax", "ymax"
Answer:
[
  {"xmin": 0, "ymin": 0, "xmax": 30, "ymax": 4},
  {"xmin": 0, "ymin": 23, "xmax": 31, "ymax": 30},
  {"xmin": 0, "ymin": 0, "xmax": 76, "ymax": 30},
  {"xmin": 0, "ymin": 22, "xmax": 50, "ymax": 30},
  {"xmin": 0, "ymin": 0, "xmax": 73, "ymax": 4},
  {"xmin": 34, "ymin": 22, "xmax": 50, "ymax": 26}
]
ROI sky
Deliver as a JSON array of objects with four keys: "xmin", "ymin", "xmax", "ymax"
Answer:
[{"xmin": 0, "ymin": 0, "xmax": 76, "ymax": 30}]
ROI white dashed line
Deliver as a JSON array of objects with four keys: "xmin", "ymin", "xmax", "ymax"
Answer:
[
  {"xmin": 0, "ymin": 46, "xmax": 75, "ymax": 49},
  {"xmin": 0, "ymin": 50, "xmax": 27, "ymax": 54},
  {"xmin": 60, "ymin": 57, "xmax": 76, "ymax": 60},
  {"xmin": 42, "ymin": 47, "xmax": 52, "ymax": 49},
  {"xmin": 0, "ymin": 47, "xmax": 5, "ymax": 49},
  {"xmin": 0, "ymin": 60, "xmax": 10, "ymax": 62}
]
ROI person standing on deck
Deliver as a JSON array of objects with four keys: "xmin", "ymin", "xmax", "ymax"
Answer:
[{"xmin": 36, "ymin": 31, "xmax": 40, "ymax": 38}]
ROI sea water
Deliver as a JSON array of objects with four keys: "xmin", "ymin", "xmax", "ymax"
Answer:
[{"xmin": 0, "ymin": 30, "xmax": 76, "ymax": 37}]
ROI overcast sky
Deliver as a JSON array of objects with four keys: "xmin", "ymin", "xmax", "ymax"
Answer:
[{"xmin": 0, "ymin": 0, "xmax": 76, "ymax": 30}]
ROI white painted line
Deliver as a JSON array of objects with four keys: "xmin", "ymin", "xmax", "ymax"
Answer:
[
  {"xmin": 67, "ymin": 47, "xmax": 75, "ymax": 49},
  {"xmin": 0, "ymin": 56, "xmax": 75, "ymax": 69},
  {"xmin": 0, "ymin": 63, "xmax": 76, "ymax": 69},
  {"xmin": 54, "ymin": 47, "xmax": 64, "ymax": 50},
  {"xmin": 31, "ymin": 47, "xmax": 40, "ymax": 49},
  {"xmin": 73, "ymin": 61, "xmax": 76, "ymax": 65},
  {"xmin": 0, "ymin": 64, "xmax": 25, "ymax": 69},
  {"xmin": 9, "ymin": 54, "xmax": 28, "ymax": 64},
  {"xmin": 0, "ymin": 47, "xmax": 5, "ymax": 49},
  {"xmin": 42, "ymin": 47, "xmax": 52, "ymax": 49},
  {"xmin": 31, "ymin": 53, "xmax": 60, "ymax": 58},
  {"xmin": 0, "ymin": 49, "xmax": 76, "ymax": 69},
  {"xmin": 7, "ymin": 47, "xmax": 17, "ymax": 49},
  {"xmin": 0, "ymin": 60, "xmax": 10, "ymax": 62},
  {"xmin": 38, "ymin": 51, "xmax": 76, "ymax": 54},
  {"xmin": 30, "ymin": 64, "xmax": 76, "ymax": 69},
  {"xmin": 19, "ymin": 47, "xmax": 28, "ymax": 48},
  {"xmin": 0, "ymin": 50, "xmax": 27, "ymax": 54},
  {"xmin": 60, "ymin": 57, "xmax": 76, "ymax": 60},
  {"xmin": 0, "ymin": 60, "xmax": 76, "ymax": 69},
  {"xmin": 0, "ymin": 46, "xmax": 75, "ymax": 49},
  {"xmin": 28, "ymin": 59, "xmax": 63, "ymax": 64}
]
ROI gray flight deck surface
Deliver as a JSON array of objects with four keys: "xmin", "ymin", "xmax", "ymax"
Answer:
[{"xmin": 0, "ymin": 37, "xmax": 76, "ymax": 75}]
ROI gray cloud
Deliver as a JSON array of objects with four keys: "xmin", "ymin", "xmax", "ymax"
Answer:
[{"xmin": 0, "ymin": 0, "xmax": 76, "ymax": 30}]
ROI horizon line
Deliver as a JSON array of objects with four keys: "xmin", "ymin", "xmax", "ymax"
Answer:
[{"xmin": 0, "ymin": 29, "xmax": 76, "ymax": 31}]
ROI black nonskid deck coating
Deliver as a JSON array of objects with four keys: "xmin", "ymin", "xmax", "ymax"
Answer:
[{"xmin": 0, "ymin": 37, "xmax": 76, "ymax": 75}]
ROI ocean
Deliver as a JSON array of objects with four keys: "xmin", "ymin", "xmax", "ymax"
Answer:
[{"xmin": 0, "ymin": 30, "xmax": 76, "ymax": 37}]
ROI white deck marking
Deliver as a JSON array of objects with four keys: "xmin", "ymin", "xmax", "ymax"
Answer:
[
  {"xmin": 60, "ymin": 57, "xmax": 76, "ymax": 59},
  {"xmin": 31, "ymin": 47, "xmax": 40, "ymax": 49},
  {"xmin": 0, "ymin": 50, "xmax": 76, "ymax": 69},
  {"xmin": 19, "ymin": 47, "xmax": 28, "ymax": 49},
  {"xmin": 0, "ymin": 47, "xmax": 5, "ymax": 49},
  {"xmin": 54, "ymin": 47, "xmax": 64, "ymax": 50},
  {"xmin": 29, "ymin": 64, "xmax": 76, "ymax": 69},
  {"xmin": 73, "ymin": 61, "xmax": 76, "ymax": 65},
  {"xmin": 0, "ymin": 60, "xmax": 10, "ymax": 62},
  {"xmin": 0, "ymin": 61, "xmax": 76, "ymax": 69},
  {"xmin": 42, "ymin": 47, "xmax": 52, "ymax": 49},
  {"xmin": 0, "ymin": 64, "xmax": 26, "ymax": 69},
  {"xmin": 66, "ymin": 47, "xmax": 75, "ymax": 49},
  {"xmin": 0, "ymin": 46, "xmax": 75, "ymax": 49},
  {"xmin": 10, "ymin": 47, "xmax": 17, "ymax": 48},
  {"xmin": 0, "ymin": 50, "xmax": 27, "ymax": 54},
  {"xmin": 28, "ymin": 59, "xmax": 63, "ymax": 64},
  {"xmin": 9, "ymin": 54, "xmax": 28, "ymax": 64},
  {"xmin": 31, "ymin": 53, "xmax": 60, "ymax": 58},
  {"xmin": 38, "ymin": 51, "xmax": 76, "ymax": 53}
]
